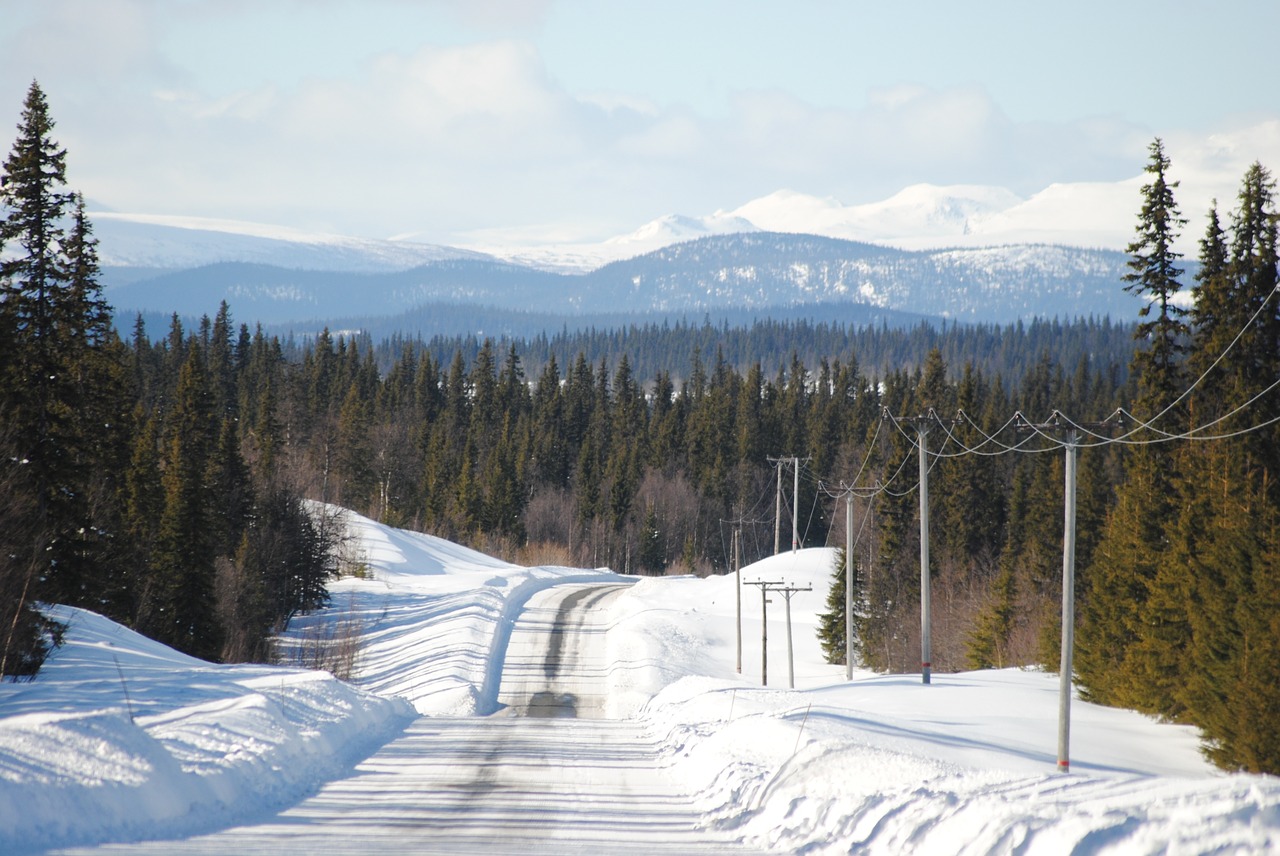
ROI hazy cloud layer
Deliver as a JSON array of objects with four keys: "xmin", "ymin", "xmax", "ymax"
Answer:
[{"xmin": 2, "ymin": 1, "xmax": 1278, "ymax": 245}]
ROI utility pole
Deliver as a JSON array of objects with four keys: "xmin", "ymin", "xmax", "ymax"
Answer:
[
  {"xmin": 918, "ymin": 420, "xmax": 932, "ymax": 685},
  {"xmin": 886, "ymin": 412, "xmax": 938, "ymax": 685},
  {"xmin": 845, "ymin": 492, "xmax": 854, "ymax": 681},
  {"xmin": 745, "ymin": 579, "xmax": 781, "ymax": 685},
  {"xmin": 792, "ymin": 455, "xmax": 801, "ymax": 552},
  {"xmin": 776, "ymin": 582, "xmax": 813, "ymax": 688},
  {"xmin": 1015, "ymin": 413, "xmax": 1110, "ymax": 773},
  {"xmin": 774, "ymin": 461, "xmax": 783, "ymax": 555},
  {"xmin": 1059, "ymin": 431, "xmax": 1079, "ymax": 774},
  {"xmin": 768, "ymin": 456, "xmax": 810, "ymax": 555},
  {"xmin": 734, "ymin": 527, "xmax": 742, "ymax": 675}
]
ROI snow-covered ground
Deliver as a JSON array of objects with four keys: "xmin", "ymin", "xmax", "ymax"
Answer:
[{"xmin": 3, "ymin": 508, "xmax": 1278, "ymax": 854}]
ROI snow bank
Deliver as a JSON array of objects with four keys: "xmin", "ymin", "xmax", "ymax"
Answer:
[
  {"xmin": 280, "ymin": 508, "xmax": 628, "ymax": 716},
  {"xmin": 0, "ymin": 604, "xmax": 415, "ymax": 854},
  {"xmin": 613, "ymin": 550, "xmax": 1280, "ymax": 854}
]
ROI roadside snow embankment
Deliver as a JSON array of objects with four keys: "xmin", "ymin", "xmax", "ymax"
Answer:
[
  {"xmin": 281, "ymin": 509, "xmax": 630, "ymax": 715},
  {"xmin": 0, "ymin": 605, "xmax": 415, "ymax": 855},
  {"xmin": 605, "ymin": 552, "xmax": 1280, "ymax": 854}
]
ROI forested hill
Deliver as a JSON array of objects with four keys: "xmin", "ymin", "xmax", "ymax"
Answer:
[
  {"xmin": 103, "ymin": 233, "xmax": 1145, "ymax": 330},
  {"xmin": 355, "ymin": 315, "xmax": 1135, "ymax": 391}
]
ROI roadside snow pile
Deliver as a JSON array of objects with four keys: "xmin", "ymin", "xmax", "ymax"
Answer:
[
  {"xmin": 610, "ymin": 550, "xmax": 1280, "ymax": 853},
  {"xmin": 280, "ymin": 508, "xmax": 628, "ymax": 715},
  {"xmin": 0, "ymin": 604, "xmax": 415, "ymax": 855}
]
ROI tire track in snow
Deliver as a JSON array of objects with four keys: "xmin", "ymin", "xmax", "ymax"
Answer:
[
  {"xmin": 497, "ymin": 582, "xmax": 631, "ymax": 718},
  {"xmin": 65, "ymin": 582, "xmax": 761, "ymax": 854}
]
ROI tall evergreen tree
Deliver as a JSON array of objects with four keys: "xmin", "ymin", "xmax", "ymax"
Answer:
[
  {"xmin": 145, "ymin": 345, "xmax": 222, "ymax": 659},
  {"xmin": 1122, "ymin": 138, "xmax": 1189, "ymax": 404},
  {"xmin": 1078, "ymin": 140, "xmax": 1188, "ymax": 708},
  {"xmin": 1175, "ymin": 164, "xmax": 1280, "ymax": 770},
  {"xmin": 818, "ymin": 547, "xmax": 865, "ymax": 667},
  {"xmin": 0, "ymin": 82, "xmax": 125, "ymax": 674}
]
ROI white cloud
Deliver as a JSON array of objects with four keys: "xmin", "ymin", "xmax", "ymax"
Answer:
[
  {"xmin": 615, "ymin": 115, "xmax": 705, "ymax": 159},
  {"xmin": 435, "ymin": 0, "xmax": 555, "ymax": 31},
  {"xmin": 5, "ymin": 4, "xmax": 1279, "ymax": 249}
]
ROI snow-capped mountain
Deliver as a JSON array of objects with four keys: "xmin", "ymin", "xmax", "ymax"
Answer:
[
  {"xmin": 91, "ymin": 211, "xmax": 492, "ymax": 273},
  {"xmin": 720, "ymin": 184, "xmax": 1025, "ymax": 248},
  {"xmin": 91, "ymin": 181, "xmax": 1151, "ymax": 330},
  {"xmin": 104, "ymin": 232, "xmax": 1140, "ymax": 328},
  {"xmin": 585, "ymin": 232, "xmax": 1138, "ymax": 322},
  {"xmin": 465, "ymin": 182, "xmax": 1138, "ymax": 271}
]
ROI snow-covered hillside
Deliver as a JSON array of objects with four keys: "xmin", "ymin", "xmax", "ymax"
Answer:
[
  {"xmin": 90, "ymin": 181, "xmax": 1136, "ymax": 280},
  {"xmin": 88, "ymin": 181, "xmax": 1153, "ymax": 329},
  {"xmin": 3, "ymin": 508, "xmax": 1277, "ymax": 853},
  {"xmin": 453, "ymin": 183, "xmax": 1139, "ymax": 272},
  {"xmin": 102, "ymin": 233, "xmax": 1137, "ymax": 328},
  {"xmin": 91, "ymin": 211, "xmax": 492, "ymax": 273}
]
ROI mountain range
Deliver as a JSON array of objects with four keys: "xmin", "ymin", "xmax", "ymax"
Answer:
[{"xmin": 90, "ymin": 183, "xmax": 1153, "ymax": 334}]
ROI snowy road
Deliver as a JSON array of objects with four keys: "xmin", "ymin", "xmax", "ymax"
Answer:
[
  {"xmin": 60, "ymin": 583, "xmax": 758, "ymax": 854},
  {"xmin": 497, "ymin": 582, "xmax": 631, "ymax": 718}
]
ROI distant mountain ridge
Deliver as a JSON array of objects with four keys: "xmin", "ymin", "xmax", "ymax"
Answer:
[
  {"xmin": 91, "ymin": 211, "xmax": 490, "ymax": 273},
  {"xmin": 104, "ymin": 231, "xmax": 1145, "ymax": 330}
]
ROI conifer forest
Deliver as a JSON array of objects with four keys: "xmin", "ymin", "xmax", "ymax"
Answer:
[{"xmin": 3, "ymin": 85, "xmax": 1279, "ymax": 772}]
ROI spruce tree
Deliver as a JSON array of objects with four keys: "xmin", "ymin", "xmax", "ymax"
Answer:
[
  {"xmin": 817, "ymin": 547, "xmax": 863, "ymax": 666},
  {"xmin": 1078, "ymin": 140, "xmax": 1188, "ymax": 709},
  {"xmin": 1123, "ymin": 138, "xmax": 1189, "ymax": 400},
  {"xmin": 145, "ymin": 345, "xmax": 222, "ymax": 659},
  {"xmin": 0, "ymin": 82, "xmax": 125, "ymax": 674},
  {"xmin": 1176, "ymin": 164, "xmax": 1280, "ymax": 770}
]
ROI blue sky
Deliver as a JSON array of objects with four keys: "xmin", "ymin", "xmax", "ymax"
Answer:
[{"xmin": 2, "ymin": 0, "xmax": 1278, "ymax": 244}]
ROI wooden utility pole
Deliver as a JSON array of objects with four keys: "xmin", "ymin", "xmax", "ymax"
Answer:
[
  {"xmin": 1059, "ymin": 431, "xmax": 1079, "ymax": 773},
  {"xmin": 917, "ymin": 420, "xmax": 932, "ymax": 685},
  {"xmin": 745, "ymin": 579, "xmax": 781, "ymax": 685},
  {"xmin": 1015, "ymin": 413, "xmax": 1110, "ymax": 773},
  {"xmin": 845, "ymin": 492, "xmax": 854, "ymax": 681},
  {"xmin": 885, "ymin": 413, "xmax": 938, "ymax": 685},
  {"xmin": 774, "ymin": 462, "xmax": 782, "ymax": 555},
  {"xmin": 792, "ymin": 455, "xmax": 800, "ymax": 552},
  {"xmin": 776, "ymin": 582, "xmax": 813, "ymax": 688},
  {"xmin": 734, "ymin": 527, "xmax": 742, "ymax": 675},
  {"xmin": 768, "ymin": 456, "xmax": 810, "ymax": 555}
]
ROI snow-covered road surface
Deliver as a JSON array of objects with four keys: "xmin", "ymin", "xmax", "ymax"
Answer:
[
  {"xmin": 69, "ymin": 716, "xmax": 755, "ymax": 855},
  {"xmin": 56, "ymin": 582, "xmax": 759, "ymax": 854},
  {"xmin": 497, "ymin": 582, "xmax": 633, "ymax": 717}
]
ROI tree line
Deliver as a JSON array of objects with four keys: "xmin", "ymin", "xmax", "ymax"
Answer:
[
  {"xmin": 824, "ymin": 140, "xmax": 1280, "ymax": 774},
  {"xmin": 1072, "ymin": 141, "xmax": 1280, "ymax": 774},
  {"xmin": 1, "ymin": 82, "xmax": 335, "ymax": 674},
  {"xmin": 366, "ymin": 313, "xmax": 1134, "ymax": 393}
]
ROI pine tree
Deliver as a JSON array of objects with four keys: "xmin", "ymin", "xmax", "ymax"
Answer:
[
  {"xmin": 637, "ymin": 503, "xmax": 664, "ymax": 574},
  {"xmin": 145, "ymin": 345, "xmax": 222, "ymax": 659},
  {"xmin": 1123, "ymin": 138, "xmax": 1189, "ymax": 402},
  {"xmin": 0, "ymin": 425, "xmax": 48, "ymax": 678},
  {"xmin": 817, "ymin": 547, "xmax": 862, "ymax": 666},
  {"xmin": 1174, "ymin": 164, "xmax": 1280, "ymax": 770},
  {"xmin": 335, "ymin": 383, "xmax": 374, "ymax": 510},
  {"xmin": 0, "ymin": 82, "xmax": 77, "ymax": 605},
  {"xmin": 530, "ymin": 354, "xmax": 568, "ymax": 486},
  {"xmin": 1078, "ymin": 140, "xmax": 1188, "ymax": 708},
  {"xmin": 121, "ymin": 407, "xmax": 164, "ymax": 624},
  {"xmin": 0, "ymin": 82, "xmax": 125, "ymax": 673}
]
